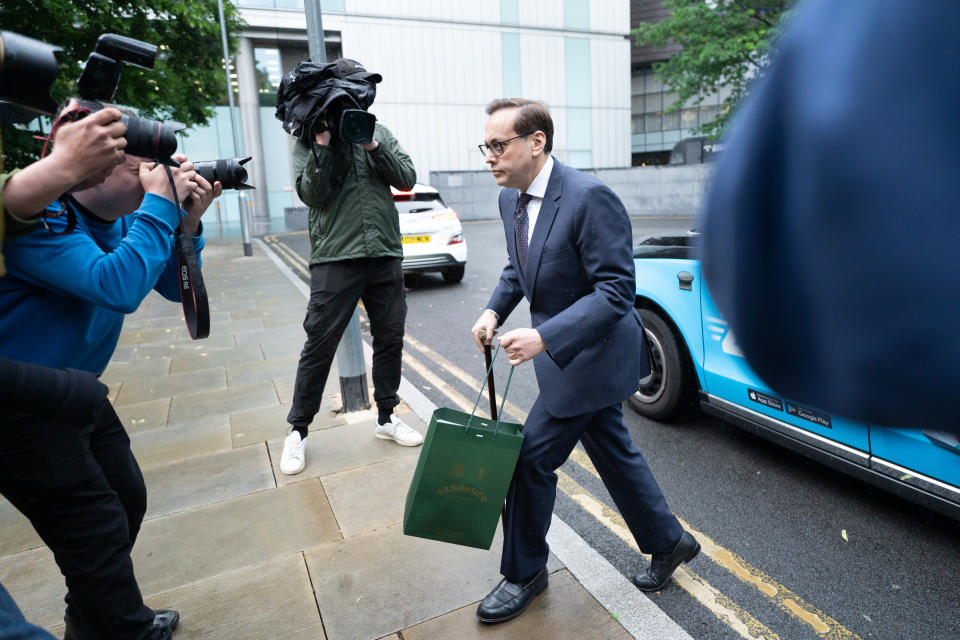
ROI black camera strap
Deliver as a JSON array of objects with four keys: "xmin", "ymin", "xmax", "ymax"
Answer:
[{"xmin": 163, "ymin": 164, "xmax": 209, "ymax": 340}]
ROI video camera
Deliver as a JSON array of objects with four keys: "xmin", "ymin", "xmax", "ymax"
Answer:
[
  {"xmin": 75, "ymin": 34, "xmax": 184, "ymax": 165},
  {"xmin": 194, "ymin": 157, "xmax": 256, "ymax": 190},
  {"xmin": 314, "ymin": 99, "xmax": 377, "ymax": 145}
]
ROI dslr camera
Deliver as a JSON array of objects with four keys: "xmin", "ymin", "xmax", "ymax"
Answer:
[
  {"xmin": 0, "ymin": 31, "xmax": 183, "ymax": 165},
  {"xmin": 75, "ymin": 34, "xmax": 184, "ymax": 165}
]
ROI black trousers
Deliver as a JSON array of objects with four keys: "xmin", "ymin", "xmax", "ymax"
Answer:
[
  {"xmin": 0, "ymin": 361, "xmax": 154, "ymax": 640},
  {"xmin": 287, "ymin": 257, "xmax": 407, "ymax": 429},
  {"xmin": 500, "ymin": 397, "xmax": 683, "ymax": 582}
]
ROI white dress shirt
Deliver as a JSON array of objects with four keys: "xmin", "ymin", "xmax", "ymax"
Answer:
[{"xmin": 520, "ymin": 155, "xmax": 554, "ymax": 244}]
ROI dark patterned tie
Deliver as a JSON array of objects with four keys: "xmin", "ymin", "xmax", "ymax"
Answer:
[{"xmin": 514, "ymin": 193, "xmax": 533, "ymax": 272}]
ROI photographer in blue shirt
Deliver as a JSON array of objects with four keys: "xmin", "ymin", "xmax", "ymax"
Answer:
[{"xmin": 0, "ymin": 136, "xmax": 219, "ymax": 639}]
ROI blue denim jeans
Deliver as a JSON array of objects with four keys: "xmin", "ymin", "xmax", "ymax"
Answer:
[{"xmin": 0, "ymin": 582, "xmax": 54, "ymax": 639}]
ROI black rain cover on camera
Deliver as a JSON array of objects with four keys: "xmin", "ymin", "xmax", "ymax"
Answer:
[{"xmin": 275, "ymin": 59, "xmax": 380, "ymax": 141}]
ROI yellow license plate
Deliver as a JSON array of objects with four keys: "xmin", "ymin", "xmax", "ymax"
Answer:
[{"xmin": 402, "ymin": 235, "xmax": 431, "ymax": 244}]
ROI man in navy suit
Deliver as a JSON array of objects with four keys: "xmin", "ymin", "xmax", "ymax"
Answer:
[{"xmin": 471, "ymin": 99, "xmax": 699, "ymax": 623}]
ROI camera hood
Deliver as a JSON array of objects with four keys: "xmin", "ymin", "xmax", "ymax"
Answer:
[{"xmin": 275, "ymin": 58, "xmax": 381, "ymax": 141}]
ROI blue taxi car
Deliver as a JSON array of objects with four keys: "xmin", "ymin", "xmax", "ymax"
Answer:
[{"xmin": 630, "ymin": 232, "xmax": 960, "ymax": 521}]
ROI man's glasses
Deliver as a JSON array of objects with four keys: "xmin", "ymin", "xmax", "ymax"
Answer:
[{"xmin": 478, "ymin": 132, "xmax": 534, "ymax": 157}]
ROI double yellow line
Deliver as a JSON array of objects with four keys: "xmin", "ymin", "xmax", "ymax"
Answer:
[
  {"xmin": 267, "ymin": 234, "xmax": 861, "ymax": 640},
  {"xmin": 264, "ymin": 232, "xmax": 310, "ymax": 279}
]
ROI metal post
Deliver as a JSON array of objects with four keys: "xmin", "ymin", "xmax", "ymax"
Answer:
[
  {"xmin": 216, "ymin": 0, "xmax": 253, "ymax": 256},
  {"xmin": 305, "ymin": 1, "xmax": 369, "ymax": 412},
  {"xmin": 304, "ymin": 0, "xmax": 327, "ymax": 63}
]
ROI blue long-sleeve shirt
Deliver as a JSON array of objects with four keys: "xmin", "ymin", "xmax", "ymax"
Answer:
[{"xmin": 0, "ymin": 193, "xmax": 204, "ymax": 375}]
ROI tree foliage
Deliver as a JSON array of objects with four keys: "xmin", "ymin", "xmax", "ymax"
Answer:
[
  {"xmin": 633, "ymin": 0, "xmax": 792, "ymax": 139},
  {"xmin": 1, "ymin": 0, "xmax": 246, "ymax": 168}
]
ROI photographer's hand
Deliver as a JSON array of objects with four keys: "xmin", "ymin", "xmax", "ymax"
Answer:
[
  {"xmin": 2, "ymin": 100, "xmax": 127, "ymax": 219},
  {"xmin": 138, "ymin": 159, "xmax": 198, "ymax": 217},
  {"xmin": 180, "ymin": 156, "xmax": 222, "ymax": 236},
  {"xmin": 314, "ymin": 120, "xmax": 332, "ymax": 146},
  {"xmin": 361, "ymin": 138, "xmax": 379, "ymax": 151}
]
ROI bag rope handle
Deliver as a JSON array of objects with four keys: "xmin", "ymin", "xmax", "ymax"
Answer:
[{"xmin": 464, "ymin": 343, "xmax": 515, "ymax": 438}]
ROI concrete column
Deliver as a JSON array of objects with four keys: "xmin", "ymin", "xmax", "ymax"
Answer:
[{"xmin": 237, "ymin": 37, "xmax": 271, "ymax": 231}]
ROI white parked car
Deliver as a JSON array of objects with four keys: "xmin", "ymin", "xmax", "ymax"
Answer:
[{"xmin": 393, "ymin": 184, "xmax": 467, "ymax": 283}]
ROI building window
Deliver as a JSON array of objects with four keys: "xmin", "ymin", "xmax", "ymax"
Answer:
[
  {"xmin": 254, "ymin": 48, "xmax": 282, "ymax": 107},
  {"xmin": 631, "ymin": 114, "xmax": 644, "ymax": 134},
  {"xmin": 663, "ymin": 110, "xmax": 680, "ymax": 131},
  {"xmin": 644, "ymin": 112, "xmax": 662, "ymax": 133}
]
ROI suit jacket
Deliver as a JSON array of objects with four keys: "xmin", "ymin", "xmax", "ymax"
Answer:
[{"xmin": 487, "ymin": 159, "xmax": 648, "ymax": 419}]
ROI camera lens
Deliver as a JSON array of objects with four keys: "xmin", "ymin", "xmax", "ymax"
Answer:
[
  {"xmin": 194, "ymin": 157, "xmax": 254, "ymax": 190},
  {"xmin": 339, "ymin": 109, "xmax": 376, "ymax": 144},
  {"xmin": 122, "ymin": 115, "xmax": 184, "ymax": 163}
]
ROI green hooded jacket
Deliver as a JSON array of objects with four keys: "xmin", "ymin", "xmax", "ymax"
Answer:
[{"xmin": 293, "ymin": 123, "xmax": 416, "ymax": 265}]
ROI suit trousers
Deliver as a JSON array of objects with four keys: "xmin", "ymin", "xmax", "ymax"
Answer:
[
  {"xmin": 0, "ymin": 370, "xmax": 154, "ymax": 640},
  {"xmin": 501, "ymin": 397, "xmax": 683, "ymax": 582},
  {"xmin": 287, "ymin": 257, "xmax": 406, "ymax": 429}
]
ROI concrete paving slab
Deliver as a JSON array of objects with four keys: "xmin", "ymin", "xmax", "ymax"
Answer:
[
  {"xmin": 142, "ymin": 444, "xmax": 274, "ymax": 519},
  {"xmin": 0, "ymin": 499, "xmax": 42, "ymax": 556},
  {"xmin": 114, "ymin": 368, "xmax": 227, "ymax": 407},
  {"xmin": 320, "ymin": 454, "xmax": 419, "ymax": 538},
  {"xmin": 255, "ymin": 294, "xmax": 308, "ymax": 311},
  {"xmin": 138, "ymin": 554, "xmax": 327, "ymax": 640},
  {"xmin": 130, "ymin": 415, "xmax": 232, "ymax": 470},
  {"xmin": 262, "ymin": 314, "xmax": 305, "ymax": 328},
  {"xmin": 261, "ymin": 337, "xmax": 311, "ymax": 361},
  {"xmin": 116, "ymin": 326, "xmax": 183, "ymax": 347},
  {"xmin": 133, "ymin": 479, "xmax": 341, "ymax": 594},
  {"xmin": 110, "ymin": 345, "xmax": 138, "ymax": 363},
  {"xmin": 230, "ymin": 403, "xmax": 344, "ymax": 448},
  {"xmin": 167, "ymin": 381, "xmax": 279, "ymax": 425},
  {"xmin": 174, "ymin": 318, "xmax": 267, "ymax": 341},
  {"xmin": 101, "ymin": 357, "xmax": 172, "ymax": 385},
  {"xmin": 400, "ymin": 570, "xmax": 632, "ymax": 640},
  {"xmin": 133, "ymin": 334, "xmax": 239, "ymax": 359},
  {"xmin": 266, "ymin": 416, "xmax": 422, "ymax": 487},
  {"xmin": 234, "ymin": 325, "xmax": 307, "ymax": 348},
  {"xmin": 271, "ymin": 369, "xmax": 340, "ymax": 405},
  {"xmin": 146, "ymin": 311, "xmax": 230, "ymax": 329},
  {"xmin": 115, "ymin": 397, "xmax": 172, "ymax": 434},
  {"xmin": 169, "ymin": 345, "xmax": 265, "ymax": 375},
  {"xmin": 272, "ymin": 375, "xmax": 297, "ymax": 403},
  {"xmin": 0, "ymin": 546, "xmax": 62, "ymax": 629},
  {"xmin": 231, "ymin": 308, "xmax": 304, "ymax": 324},
  {"xmin": 225, "ymin": 356, "xmax": 299, "ymax": 387},
  {"xmin": 207, "ymin": 297, "xmax": 259, "ymax": 312},
  {"xmin": 304, "ymin": 522, "xmax": 508, "ymax": 640}
]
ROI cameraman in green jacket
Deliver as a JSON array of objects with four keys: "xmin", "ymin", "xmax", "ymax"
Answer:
[{"xmin": 280, "ymin": 115, "xmax": 423, "ymax": 476}]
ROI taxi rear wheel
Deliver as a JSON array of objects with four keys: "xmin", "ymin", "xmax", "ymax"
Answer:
[{"xmin": 627, "ymin": 309, "xmax": 695, "ymax": 421}]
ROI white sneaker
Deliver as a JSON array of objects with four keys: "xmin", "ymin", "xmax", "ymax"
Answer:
[
  {"xmin": 279, "ymin": 431, "xmax": 306, "ymax": 475},
  {"xmin": 375, "ymin": 415, "xmax": 424, "ymax": 446}
]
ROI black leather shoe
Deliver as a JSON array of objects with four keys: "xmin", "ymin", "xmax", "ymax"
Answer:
[
  {"xmin": 632, "ymin": 530, "xmax": 700, "ymax": 592},
  {"xmin": 64, "ymin": 608, "xmax": 180, "ymax": 640},
  {"xmin": 476, "ymin": 568, "xmax": 548, "ymax": 623}
]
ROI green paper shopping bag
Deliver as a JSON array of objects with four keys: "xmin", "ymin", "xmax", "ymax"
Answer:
[{"xmin": 403, "ymin": 346, "xmax": 522, "ymax": 550}]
